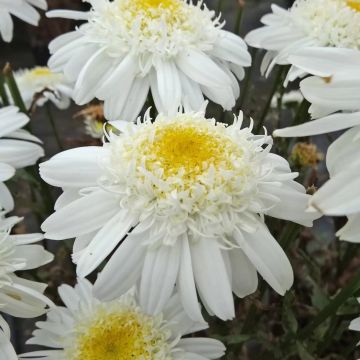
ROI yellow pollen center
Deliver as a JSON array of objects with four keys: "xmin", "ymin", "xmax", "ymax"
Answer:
[
  {"xmin": 31, "ymin": 67, "xmax": 52, "ymax": 77},
  {"xmin": 134, "ymin": 0, "xmax": 178, "ymax": 9},
  {"xmin": 347, "ymin": 0, "xmax": 360, "ymax": 11},
  {"xmin": 71, "ymin": 309, "xmax": 169, "ymax": 360},
  {"xmin": 140, "ymin": 122, "xmax": 241, "ymax": 182}
]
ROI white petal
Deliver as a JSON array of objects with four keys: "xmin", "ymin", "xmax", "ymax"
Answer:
[
  {"xmin": 236, "ymin": 224, "xmax": 293, "ymax": 295},
  {"xmin": 94, "ymin": 231, "xmax": 146, "ymax": 300},
  {"xmin": 310, "ymin": 169, "xmax": 360, "ymax": 216},
  {"xmin": 190, "ymin": 239, "xmax": 234, "ymax": 321},
  {"xmin": 228, "ymin": 248, "xmax": 258, "ymax": 298},
  {"xmin": 273, "ymin": 112, "xmax": 360, "ymax": 137},
  {"xmin": 178, "ymin": 235, "xmax": 203, "ymax": 321},
  {"xmin": 41, "ymin": 190, "xmax": 119, "ymax": 240},
  {"xmin": 176, "ymin": 49, "xmax": 232, "ymax": 88},
  {"xmin": 155, "ymin": 59, "xmax": 181, "ymax": 115},
  {"xmin": 76, "ymin": 211, "xmax": 135, "ymax": 277},
  {"xmin": 178, "ymin": 338, "xmax": 226, "ymax": 359},
  {"xmin": 140, "ymin": 241, "xmax": 181, "ymax": 315},
  {"xmin": 40, "ymin": 147, "xmax": 103, "ymax": 188}
]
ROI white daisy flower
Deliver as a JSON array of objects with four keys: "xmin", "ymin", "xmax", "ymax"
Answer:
[
  {"xmin": 0, "ymin": 0, "xmax": 47, "ymax": 43},
  {"xmin": 0, "ymin": 106, "xmax": 44, "ymax": 212},
  {"xmin": 245, "ymin": 0, "xmax": 360, "ymax": 81},
  {"xmin": 12, "ymin": 67, "xmax": 73, "ymax": 110},
  {"xmin": 46, "ymin": 0, "xmax": 251, "ymax": 121},
  {"xmin": 20, "ymin": 278, "xmax": 225, "ymax": 360},
  {"xmin": 0, "ymin": 213, "xmax": 54, "ymax": 319},
  {"xmin": 40, "ymin": 110, "xmax": 318, "ymax": 321},
  {"xmin": 272, "ymin": 47, "xmax": 360, "ymax": 243},
  {"xmin": 273, "ymin": 47, "xmax": 360, "ymax": 137},
  {"xmin": 0, "ymin": 316, "xmax": 17, "ymax": 360}
]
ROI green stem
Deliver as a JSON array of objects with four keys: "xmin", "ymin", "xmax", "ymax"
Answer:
[
  {"xmin": 3, "ymin": 63, "xmax": 27, "ymax": 114},
  {"xmin": 293, "ymin": 99, "xmax": 310, "ymax": 127},
  {"xmin": 297, "ymin": 271, "xmax": 360, "ymax": 340},
  {"xmin": 241, "ymin": 282, "xmax": 266, "ymax": 333},
  {"xmin": 255, "ymin": 66, "xmax": 284, "ymax": 134},
  {"xmin": 217, "ymin": 0, "xmax": 225, "ymax": 13},
  {"xmin": 237, "ymin": 48, "xmax": 257, "ymax": 111},
  {"xmin": 0, "ymin": 73, "xmax": 9, "ymax": 106},
  {"xmin": 279, "ymin": 223, "xmax": 300, "ymax": 251},
  {"xmin": 46, "ymin": 103, "xmax": 64, "ymax": 151},
  {"xmin": 234, "ymin": 6, "xmax": 243, "ymax": 35}
]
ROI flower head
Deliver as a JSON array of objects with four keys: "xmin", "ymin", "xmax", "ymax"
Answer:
[
  {"xmin": 13, "ymin": 67, "xmax": 73, "ymax": 110},
  {"xmin": 20, "ymin": 279, "xmax": 225, "ymax": 360},
  {"xmin": 0, "ymin": 106, "xmax": 44, "ymax": 212},
  {"xmin": 0, "ymin": 0, "xmax": 47, "ymax": 42},
  {"xmin": 40, "ymin": 110, "xmax": 318, "ymax": 320},
  {"xmin": 47, "ymin": 0, "xmax": 251, "ymax": 120},
  {"xmin": 245, "ymin": 0, "xmax": 360, "ymax": 79}
]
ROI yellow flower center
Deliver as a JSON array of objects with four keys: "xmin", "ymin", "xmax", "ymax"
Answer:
[
  {"xmin": 134, "ymin": 0, "xmax": 180, "ymax": 10},
  {"xmin": 118, "ymin": 0, "xmax": 184, "ymax": 28},
  {"xmin": 347, "ymin": 0, "xmax": 360, "ymax": 11},
  {"xmin": 138, "ymin": 119, "xmax": 242, "ymax": 183},
  {"xmin": 30, "ymin": 67, "xmax": 53, "ymax": 77},
  {"xmin": 70, "ymin": 308, "xmax": 170, "ymax": 360}
]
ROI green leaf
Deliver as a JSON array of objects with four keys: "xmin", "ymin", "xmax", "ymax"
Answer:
[
  {"xmin": 282, "ymin": 292, "xmax": 298, "ymax": 334},
  {"xmin": 297, "ymin": 342, "xmax": 316, "ymax": 360}
]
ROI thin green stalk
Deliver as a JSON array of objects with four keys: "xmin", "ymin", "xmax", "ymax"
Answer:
[
  {"xmin": 233, "ymin": 5, "xmax": 244, "ymax": 35},
  {"xmin": 46, "ymin": 103, "xmax": 64, "ymax": 151},
  {"xmin": 255, "ymin": 66, "xmax": 284, "ymax": 134},
  {"xmin": 279, "ymin": 223, "xmax": 300, "ymax": 251},
  {"xmin": 217, "ymin": 0, "xmax": 225, "ymax": 13},
  {"xmin": 293, "ymin": 99, "xmax": 310, "ymax": 127},
  {"xmin": 241, "ymin": 282, "xmax": 266, "ymax": 333},
  {"xmin": 0, "ymin": 73, "xmax": 9, "ymax": 106},
  {"xmin": 3, "ymin": 63, "xmax": 27, "ymax": 114},
  {"xmin": 237, "ymin": 48, "xmax": 257, "ymax": 111},
  {"xmin": 297, "ymin": 271, "xmax": 360, "ymax": 340}
]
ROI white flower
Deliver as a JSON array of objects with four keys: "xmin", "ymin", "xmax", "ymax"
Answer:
[
  {"xmin": 0, "ymin": 316, "xmax": 17, "ymax": 360},
  {"xmin": 12, "ymin": 67, "xmax": 73, "ymax": 110},
  {"xmin": 46, "ymin": 0, "xmax": 251, "ymax": 121},
  {"xmin": 273, "ymin": 47, "xmax": 360, "ymax": 137},
  {"xmin": 0, "ymin": 213, "xmax": 54, "ymax": 319},
  {"xmin": 272, "ymin": 47, "xmax": 360, "ymax": 243},
  {"xmin": 0, "ymin": 106, "xmax": 44, "ymax": 212},
  {"xmin": 20, "ymin": 278, "xmax": 225, "ymax": 360},
  {"xmin": 40, "ymin": 110, "xmax": 318, "ymax": 321},
  {"xmin": 0, "ymin": 0, "xmax": 47, "ymax": 43},
  {"xmin": 245, "ymin": 0, "xmax": 360, "ymax": 81}
]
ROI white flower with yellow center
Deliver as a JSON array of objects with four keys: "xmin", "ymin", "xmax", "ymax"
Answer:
[
  {"xmin": 13, "ymin": 67, "xmax": 73, "ymax": 110},
  {"xmin": 0, "ymin": 0, "xmax": 47, "ymax": 42},
  {"xmin": 273, "ymin": 47, "xmax": 360, "ymax": 243},
  {"xmin": 245, "ymin": 0, "xmax": 360, "ymax": 80},
  {"xmin": 0, "ymin": 106, "xmax": 44, "ymax": 213},
  {"xmin": 47, "ymin": 0, "xmax": 251, "ymax": 121},
  {"xmin": 20, "ymin": 279, "xmax": 225, "ymax": 360},
  {"xmin": 40, "ymin": 110, "xmax": 318, "ymax": 321}
]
